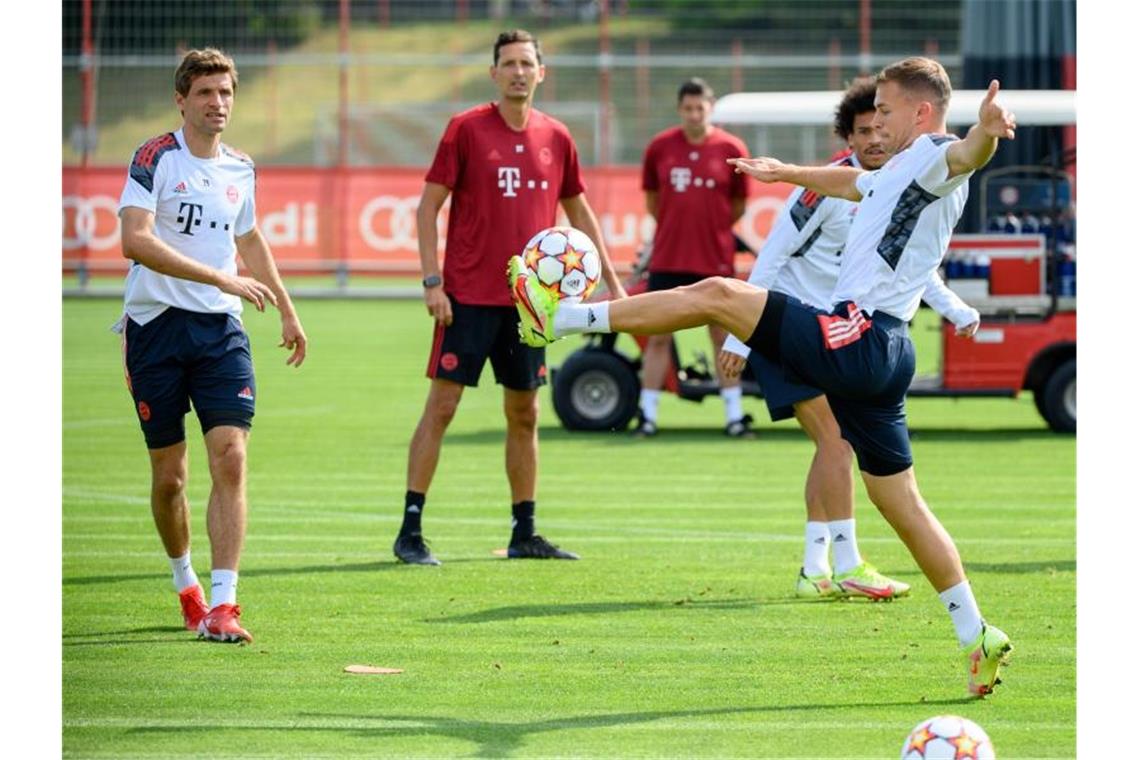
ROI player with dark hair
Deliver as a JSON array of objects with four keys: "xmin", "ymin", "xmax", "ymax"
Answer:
[
  {"xmin": 117, "ymin": 47, "xmax": 308, "ymax": 643},
  {"xmin": 719, "ymin": 76, "xmax": 980, "ymax": 600},
  {"xmin": 510, "ymin": 57, "xmax": 1016, "ymax": 696},
  {"xmin": 634, "ymin": 77, "xmax": 753, "ymax": 438},
  {"xmin": 392, "ymin": 30, "xmax": 626, "ymax": 566}
]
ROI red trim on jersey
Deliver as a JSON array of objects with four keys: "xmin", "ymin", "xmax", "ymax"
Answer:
[
  {"xmin": 132, "ymin": 133, "xmax": 178, "ymax": 170},
  {"xmin": 426, "ymin": 321, "xmax": 446, "ymax": 378},
  {"xmin": 817, "ymin": 303, "xmax": 871, "ymax": 350}
]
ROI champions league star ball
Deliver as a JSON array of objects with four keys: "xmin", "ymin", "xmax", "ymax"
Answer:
[
  {"xmin": 901, "ymin": 715, "xmax": 995, "ymax": 759},
  {"xmin": 521, "ymin": 226, "xmax": 602, "ymax": 300}
]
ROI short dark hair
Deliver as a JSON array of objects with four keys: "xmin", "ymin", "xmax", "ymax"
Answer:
[
  {"xmin": 677, "ymin": 77, "xmax": 715, "ymax": 104},
  {"xmin": 877, "ymin": 56, "xmax": 952, "ymax": 115},
  {"xmin": 493, "ymin": 29, "xmax": 542, "ymax": 65},
  {"xmin": 833, "ymin": 76, "xmax": 878, "ymax": 139},
  {"xmin": 175, "ymin": 48, "xmax": 238, "ymax": 97}
]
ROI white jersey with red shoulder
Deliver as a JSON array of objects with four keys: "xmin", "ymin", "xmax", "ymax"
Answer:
[
  {"xmin": 117, "ymin": 128, "xmax": 257, "ymax": 325},
  {"xmin": 832, "ymin": 132, "xmax": 971, "ymax": 321}
]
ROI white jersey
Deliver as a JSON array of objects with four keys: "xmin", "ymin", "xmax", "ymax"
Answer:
[
  {"xmin": 723, "ymin": 149, "xmax": 977, "ymax": 359},
  {"xmin": 833, "ymin": 133, "xmax": 971, "ymax": 321},
  {"xmin": 117, "ymin": 128, "xmax": 257, "ymax": 326}
]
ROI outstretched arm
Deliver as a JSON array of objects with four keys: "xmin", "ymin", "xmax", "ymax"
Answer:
[
  {"xmin": 727, "ymin": 157, "xmax": 865, "ymax": 202},
  {"xmin": 946, "ymin": 80, "xmax": 1017, "ymax": 179}
]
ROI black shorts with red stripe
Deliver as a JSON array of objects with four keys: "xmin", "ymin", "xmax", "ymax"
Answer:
[
  {"xmin": 426, "ymin": 295, "xmax": 546, "ymax": 390},
  {"xmin": 745, "ymin": 291, "xmax": 916, "ymax": 476}
]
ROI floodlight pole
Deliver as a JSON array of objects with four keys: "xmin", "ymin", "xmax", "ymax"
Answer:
[{"xmin": 337, "ymin": 0, "xmax": 350, "ymax": 287}]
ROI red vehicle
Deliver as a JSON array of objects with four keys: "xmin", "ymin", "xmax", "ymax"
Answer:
[{"xmin": 551, "ymin": 90, "xmax": 1076, "ymax": 433}]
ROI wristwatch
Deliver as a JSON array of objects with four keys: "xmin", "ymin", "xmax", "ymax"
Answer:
[{"xmin": 422, "ymin": 274, "xmax": 442, "ymax": 288}]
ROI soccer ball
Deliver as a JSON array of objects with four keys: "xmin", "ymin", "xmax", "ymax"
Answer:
[
  {"xmin": 521, "ymin": 225, "xmax": 601, "ymax": 300},
  {"xmin": 901, "ymin": 715, "xmax": 995, "ymax": 759}
]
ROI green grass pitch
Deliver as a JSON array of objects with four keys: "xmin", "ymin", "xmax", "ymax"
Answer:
[{"xmin": 63, "ymin": 298, "xmax": 1074, "ymax": 758}]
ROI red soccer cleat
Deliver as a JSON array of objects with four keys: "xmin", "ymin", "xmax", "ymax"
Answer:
[
  {"xmin": 197, "ymin": 603, "xmax": 253, "ymax": 643},
  {"xmin": 178, "ymin": 585, "xmax": 209, "ymax": 631}
]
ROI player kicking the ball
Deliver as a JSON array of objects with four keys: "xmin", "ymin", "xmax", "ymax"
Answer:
[{"xmin": 510, "ymin": 58, "xmax": 1014, "ymax": 696}]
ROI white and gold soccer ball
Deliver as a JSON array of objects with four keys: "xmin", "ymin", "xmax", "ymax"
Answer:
[
  {"xmin": 901, "ymin": 715, "xmax": 995, "ymax": 759},
  {"xmin": 521, "ymin": 225, "xmax": 601, "ymax": 301}
]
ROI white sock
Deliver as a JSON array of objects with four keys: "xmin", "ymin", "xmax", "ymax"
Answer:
[
  {"xmin": 829, "ymin": 519, "xmax": 863, "ymax": 574},
  {"xmin": 169, "ymin": 552, "xmax": 199, "ymax": 592},
  {"xmin": 209, "ymin": 569, "xmax": 239, "ymax": 609},
  {"xmin": 720, "ymin": 385, "xmax": 744, "ymax": 424},
  {"xmin": 553, "ymin": 300, "xmax": 609, "ymax": 336},
  {"xmin": 639, "ymin": 389, "xmax": 661, "ymax": 422},
  {"xmin": 939, "ymin": 580, "xmax": 984, "ymax": 647},
  {"xmin": 802, "ymin": 522, "xmax": 830, "ymax": 577}
]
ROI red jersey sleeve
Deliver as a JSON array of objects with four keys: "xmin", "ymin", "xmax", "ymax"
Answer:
[
  {"xmin": 559, "ymin": 131, "xmax": 586, "ymax": 199},
  {"xmin": 641, "ymin": 137, "xmax": 660, "ymax": 192},
  {"xmin": 425, "ymin": 116, "xmax": 464, "ymax": 188}
]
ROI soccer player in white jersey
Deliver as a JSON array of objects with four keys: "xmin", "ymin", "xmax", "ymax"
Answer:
[
  {"xmin": 510, "ymin": 57, "xmax": 1016, "ymax": 696},
  {"xmin": 117, "ymin": 48, "xmax": 307, "ymax": 643},
  {"xmin": 718, "ymin": 77, "xmax": 980, "ymax": 601}
]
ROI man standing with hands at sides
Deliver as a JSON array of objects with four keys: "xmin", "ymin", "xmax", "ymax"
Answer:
[
  {"xmin": 393, "ymin": 30, "xmax": 626, "ymax": 566},
  {"xmin": 511, "ymin": 58, "xmax": 1016, "ymax": 697},
  {"xmin": 118, "ymin": 48, "xmax": 308, "ymax": 643},
  {"xmin": 719, "ymin": 77, "xmax": 980, "ymax": 601},
  {"xmin": 635, "ymin": 78, "xmax": 753, "ymax": 438}
]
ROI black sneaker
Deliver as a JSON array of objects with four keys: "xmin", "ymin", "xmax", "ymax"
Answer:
[
  {"xmin": 393, "ymin": 532, "xmax": 441, "ymax": 565},
  {"xmin": 725, "ymin": 414, "xmax": 756, "ymax": 439},
  {"xmin": 631, "ymin": 413, "xmax": 658, "ymax": 437},
  {"xmin": 507, "ymin": 534, "xmax": 579, "ymax": 560}
]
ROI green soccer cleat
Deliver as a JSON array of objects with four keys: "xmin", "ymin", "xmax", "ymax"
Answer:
[
  {"xmin": 508, "ymin": 255, "xmax": 560, "ymax": 347},
  {"xmin": 964, "ymin": 623, "xmax": 1012, "ymax": 697},
  {"xmin": 833, "ymin": 562, "xmax": 911, "ymax": 601},
  {"xmin": 796, "ymin": 568, "xmax": 838, "ymax": 599}
]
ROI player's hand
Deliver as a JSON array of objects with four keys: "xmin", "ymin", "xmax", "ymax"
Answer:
[
  {"xmin": 718, "ymin": 349, "xmax": 748, "ymax": 381},
  {"xmin": 279, "ymin": 313, "xmax": 308, "ymax": 367},
  {"xmin": 727, "ymin": 156, "xmax": 786, "ymax": 183},
  {"xmin": 955, "ymin": 320, "xmax": 980, "ymax": 339},
  {"xmin": 979, "ymin": 80, "xmax": 1016, "ymax": 140},
  {"xmin": 424, "ymin": 285, "xmax": 452, "ymax": 326},
  {"xmin": 220, "ymin": 275, "xmax": 277, "ymax": 312}
]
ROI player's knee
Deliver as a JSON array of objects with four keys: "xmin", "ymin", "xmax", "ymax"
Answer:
[
  {"xmin": 151, "ymin": 466, "xmax": 187, "ymax": 504},
  {"xmin": 426, "ymin": 397, "xmax": 461, "ymax": 428},
  {"xmin": 505, "ymin": 398, "xmax": 540, "ymax": 430},
  {"xmin": 208, "ymin": 440, "xmax": 247, "ymax": 486}
]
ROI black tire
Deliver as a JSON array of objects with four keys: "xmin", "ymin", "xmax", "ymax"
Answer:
[
  {"xmin": 1038, "ymin": 358, "xmax": 1076, "ymax": 433},
  {"xmin": 552, "ymin": 349, "xmax": 640, "ymax": 431}
]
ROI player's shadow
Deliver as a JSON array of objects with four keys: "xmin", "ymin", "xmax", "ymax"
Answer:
[
  {"xmin": 62, "ymin": 559, "xmax": 467, "ymax": 587},
  {"xmin": 62, "ymin": 625, "xmax": 198, "ymax": 646},
  {"xmin": 964, "ymin": 559, "xmax": 1075, "ymax": 574},
  {"xmin": 425, "ymin": 596, "xmax": 814, "ymax": 625},
  {"xmin": 127, "ymin": 699, "xmax": 974, "ymax": 757}
]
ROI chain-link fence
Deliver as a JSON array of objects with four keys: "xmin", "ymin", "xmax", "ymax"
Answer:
[{"xmin": 63, "ymin": 0, "xmax": 965, "ymax": 168}]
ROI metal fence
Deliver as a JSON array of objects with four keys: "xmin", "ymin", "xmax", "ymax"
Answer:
[{"xmin": 63, "ymin": 0, "xmax": 965, "ymax": 169}]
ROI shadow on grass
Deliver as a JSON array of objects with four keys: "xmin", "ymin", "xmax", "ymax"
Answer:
[
  {"xmin": 437, "ymin": 425, "xmax": 1060, "ymax": 446},
  {"xmin": 62, "ymin": 625, "xmax": 198, "ymax": 646},
  {"xmin": 425, "ymin": 596, "xmax": 827, "ymax": 625},
  {"xmin": 62, "ymin": 558, "xmax": 505, "ymax": 587},
  {"xmin": 127, "ymin": 699, "xmax": 975, "ymax": 757},
  {"xmin": 964, "ymin": 559, "xmax": 1075, "ymax": 574}
]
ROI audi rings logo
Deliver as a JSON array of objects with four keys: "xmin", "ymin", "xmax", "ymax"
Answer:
[
  {"xmin": 63, "ymin": 195, "xmax": 121, "ymax": 251},
  {"xmin": 358, "ymin": 195, "xmax": 448, "ymax": 252}
]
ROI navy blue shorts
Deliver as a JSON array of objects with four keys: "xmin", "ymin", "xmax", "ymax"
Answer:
[
  {"xmin": 745, "ymin": 291, "xmax": 916, "ymax": 476},
  {"xmin": 748, "ymin": 349, "xmax": 823, "ymax": 422},
  {"xmin": 124, "ymin": 307, "xmax": 256, "ymax": 449},
  {"xmin": 426, "ymin": 296, "xmax": 546, "ymax": 390}
]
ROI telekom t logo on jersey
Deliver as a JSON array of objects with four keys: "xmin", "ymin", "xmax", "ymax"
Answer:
[
  {"xmin": 498, "ymin": 167, "xmax": 522, "ymax": 197},
  {"xmin": 670, "ymin": 167, "xmax": 692, "ymax": 192}
]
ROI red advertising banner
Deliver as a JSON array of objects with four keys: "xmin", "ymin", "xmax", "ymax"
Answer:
[{"xmin": 63, "ymin": 167, "xmax": 796, "ymax": 275}]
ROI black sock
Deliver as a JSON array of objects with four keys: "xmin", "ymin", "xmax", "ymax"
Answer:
[
  {"xmin": 400, "ymin": 491, "xmax": 425, "ymax": 536},
  {"xmin": 510, "ymin": 500, "xmax": 535, "ymax": 544}
]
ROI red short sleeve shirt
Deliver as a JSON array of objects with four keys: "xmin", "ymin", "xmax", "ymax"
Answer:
[
  {"xmin": 642, "ymin": 126, "xmax": 749, "ymax": 277},
  {"xmin": 425, "ymin": 103, "xmax": 586, "ymax": 306}
]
